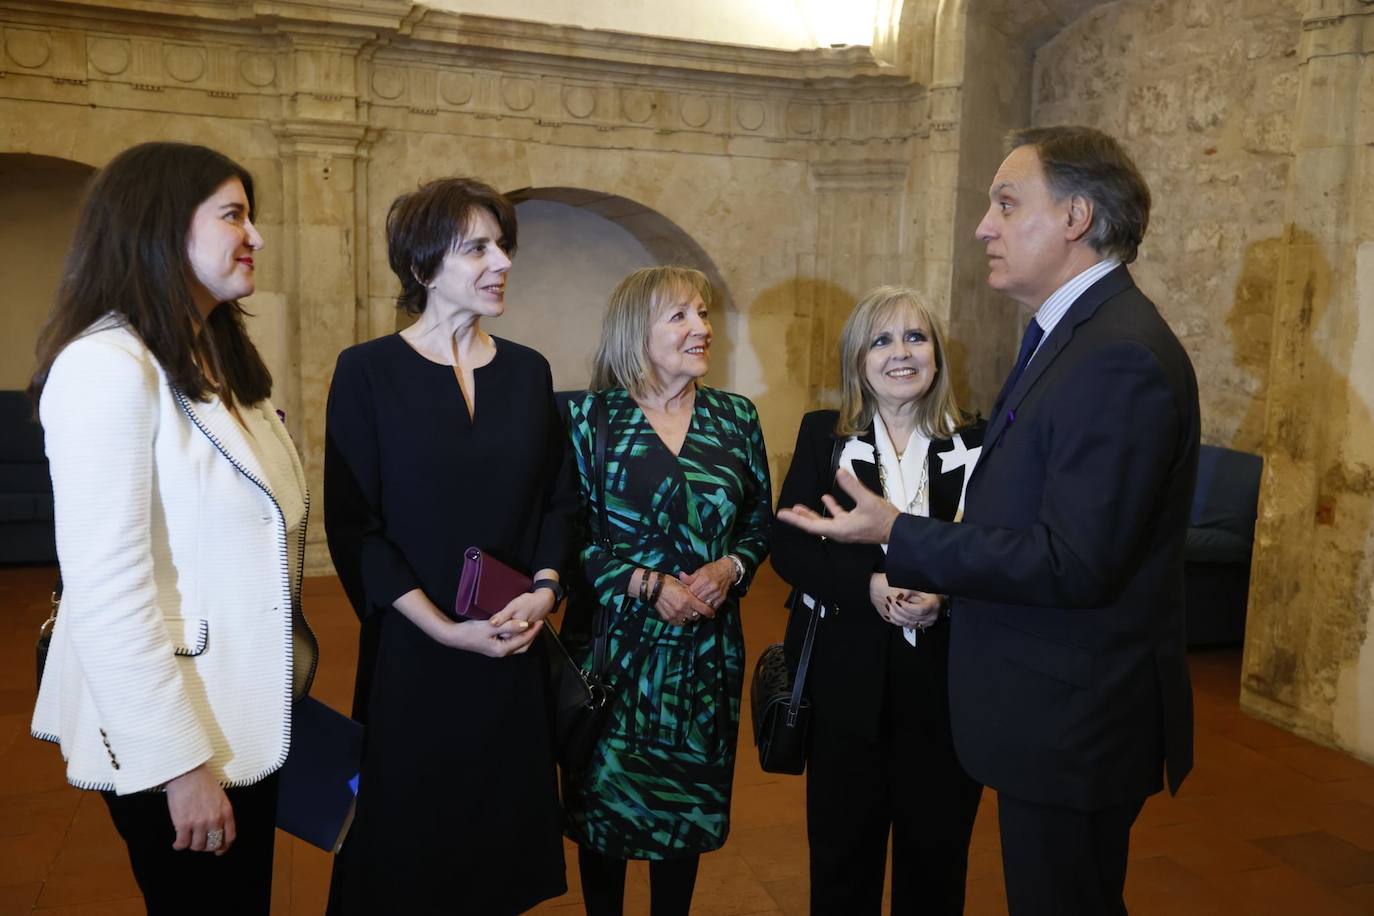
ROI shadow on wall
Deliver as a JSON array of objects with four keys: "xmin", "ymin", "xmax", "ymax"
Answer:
[
  {"xmin": 745, "ymin": 277, "xmax": 855, "ymax": 492},
  {"xmin": 0, "ymin": 154, "xmax": 95, "ymax": 390},
  {"xmin": 1241, "ymin": 227, "xmax": 1374, "ymax": 735},
  {"xmin": 502, "ymin": 187, "xmax": 736, "ymax": 392},
  {"xmin": 1227, "ymin": 236, "xmax": 1283, "ymax": 454}
]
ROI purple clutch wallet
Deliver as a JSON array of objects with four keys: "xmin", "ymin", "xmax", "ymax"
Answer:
[{"xmin": 455, "ymin": 547, "xmax": 531, "ymax": 620}]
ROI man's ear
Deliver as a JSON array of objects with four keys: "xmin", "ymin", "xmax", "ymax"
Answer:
[{"xmin": 1065, "ymin": 194, "xmax": 1094, "ymax": 243}]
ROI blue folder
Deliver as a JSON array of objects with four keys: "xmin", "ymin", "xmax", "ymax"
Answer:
[{"xmin": 277, "ymin": 696, "xmax": 363, "ymax": 853}]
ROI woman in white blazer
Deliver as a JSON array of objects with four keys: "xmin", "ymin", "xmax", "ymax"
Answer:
[{"xmin": 29, "ymin": 142, "xmax": 315, "ymax": 916}]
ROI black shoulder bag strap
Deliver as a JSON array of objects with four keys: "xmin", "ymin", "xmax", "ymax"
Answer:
[
  {"xmin": 589, "ymin": 392, "xmax": 612, "ymax": 678},
  {"xmin": 786, "ymin": 435, "xmax": 845, "ymax": 724}
]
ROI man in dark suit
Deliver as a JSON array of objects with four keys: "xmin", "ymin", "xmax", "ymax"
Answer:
[{"xmin": 779, "ymin": 125, "xmax": 1198, "ymax": 915}]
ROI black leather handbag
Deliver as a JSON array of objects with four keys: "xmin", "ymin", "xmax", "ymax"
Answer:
[
  {"xmin": 546, "ymin": 393, "xmax": 619, "ymax": 771},
  {"xmin": 751, "ymin": 435, "xmax": 844, "ymax": 774},
  {"xmin": 545, "ymin": 607, "xmax": 613, "ymax": 769},
  {"xmin": 751, "ymin": 590, "xmax": 822, "ymax": 775}
]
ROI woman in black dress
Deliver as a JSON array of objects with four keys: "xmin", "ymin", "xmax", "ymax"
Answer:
[
  {"xmin": 771, "ymin": 286, "xmax": 984, "ymax": 915},
  {"xmin": 324, "ymin": 178, "xmax": 576, "ymax": 914}
]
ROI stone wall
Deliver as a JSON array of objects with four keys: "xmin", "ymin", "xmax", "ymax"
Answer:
[
  {"xmin": 0, "ymin": 0, "xmax": 934, "ymax": 572},
  {"xmin": 1032, "ymin": 0, "xmax": 1374, "ymax": 766},
  {"xmin": 1033, "ymin": 0, "xmax": 1304, "ymax": 453}
]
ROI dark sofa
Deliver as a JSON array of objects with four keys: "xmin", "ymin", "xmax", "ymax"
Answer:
[
  {"xmin": 0, "ymin": 390, "xmax": 56, "ymax": 564},
  {"xmin": 1184, "ymin": 444, "xmax": 1263, "ymax": 647}
]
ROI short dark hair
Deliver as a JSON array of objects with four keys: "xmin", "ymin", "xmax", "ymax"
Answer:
[
  {"xmin": 1007, "ymin": 126, "xmax": 1151, "ymax": 264},
  {"xmin": 30, "ymin": 142, "xmax": 271, "ymax": 409},
  {"xmin": 386, "ymin": 177, "xmax": 518, "ymax": 315}
]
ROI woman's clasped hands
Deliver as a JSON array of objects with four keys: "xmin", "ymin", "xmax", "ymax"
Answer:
[{"xmin": 869, "ymin": 572, "xmax": 942, "ymax": 630}]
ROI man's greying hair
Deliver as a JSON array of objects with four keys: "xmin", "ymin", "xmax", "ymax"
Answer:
[{"xmin": 1007, "ymin": 126, "xmax": 1151, "ymax": 264}]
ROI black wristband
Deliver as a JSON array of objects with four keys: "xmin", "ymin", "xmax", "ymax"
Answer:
[
  {"xmin": 529, "ymin": 578, "xmax": 564, "ymax": 604},
  {"xmin": 648, "ymin": 571, "xmax": 665, "ymax": 607}
]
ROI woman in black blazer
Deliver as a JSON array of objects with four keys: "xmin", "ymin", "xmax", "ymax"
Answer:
[{"xmin": 772, "ymin": 286, "xmax": 984, "ymax": 915}]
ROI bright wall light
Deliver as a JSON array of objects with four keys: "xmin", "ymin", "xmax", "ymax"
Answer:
[{"xmin": 796, "ymin": 0, "xmax": 883, "ymax": 47}]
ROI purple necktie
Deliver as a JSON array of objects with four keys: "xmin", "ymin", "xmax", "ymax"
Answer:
[{"xmin": 992, "ymin": 318, "xmax": 1045, "ymax": 416}]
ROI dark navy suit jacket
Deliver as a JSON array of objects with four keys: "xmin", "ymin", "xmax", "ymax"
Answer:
[{"xmin": 886, "ymin": 266, "xmax": 1199, "ymax": 811}]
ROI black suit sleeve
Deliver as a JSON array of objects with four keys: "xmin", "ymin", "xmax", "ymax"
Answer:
[
  {"xmin": 887, "ymin": 341, "xmax": 1184, "ymax": 608},
  {"xmin": 771, "ymin": 412, "xmax": 884, "ymax": 614},
  {"xmin": 323, "ymin": 347, "xmax": 422, "ymax": 619}
]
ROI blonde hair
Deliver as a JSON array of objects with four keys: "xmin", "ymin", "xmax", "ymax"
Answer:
[
  {"xmin": 835, "ymin": 285, "xmax": 962, "ymax": 439},
  {"xmin": 590, "ymin": 266, "xmax": 715, "ymax": 398}
]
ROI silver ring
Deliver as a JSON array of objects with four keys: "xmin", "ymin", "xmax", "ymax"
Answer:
[{"xmin": 205, "ymin": 829, "xmax": 224, "ymax": 851}]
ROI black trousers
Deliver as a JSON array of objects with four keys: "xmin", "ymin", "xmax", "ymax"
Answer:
[
  {"xmin": 997, "ymin": 792, "xmax": 1146, "ymax": 916},
  {"xmin": 101, "ymin": 774, "xmax": 279, "ymax": 916},
  {"xmin": 806, "ymin": 628, "xmax": 983, "ymax": 915},
  {"xmin": 577, "ymin": 845, "xmax": 700, "ymax": 916}
]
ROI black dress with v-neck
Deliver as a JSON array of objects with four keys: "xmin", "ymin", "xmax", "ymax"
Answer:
[{"xmin": 323, "ymin": 333, "xmax": 576, "ymax": 915}]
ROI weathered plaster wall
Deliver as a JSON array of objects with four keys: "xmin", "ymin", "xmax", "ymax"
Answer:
[
  {"xmin": 1240, "ymin": 1, "xmax": 1374, "ymax": 764},
  {"xmin": 423, "ymin": 0, "xmax": 888, "ymax": 51},
  {"xmin": 1032, "ymin": 0, "xmax": 1303, "ymax": 453},
  {"xmin": 1030, "ymin": 0, "xmax": 1374, "ymax": 766},
  {"xmin": 497, "ymin": 199, "xmax": 655, "ymax": 392},
  {"xmin": 0, "ymin": 155, "xmax": 90, "ymax": 390},
  {"xmin": 0, "ymin": 0, "xmax": 928, "ymax": 571}
]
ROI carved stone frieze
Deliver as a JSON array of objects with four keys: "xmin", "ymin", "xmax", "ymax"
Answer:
[
  {"xmin": 0, "ymin": 2, "xmax": 927, "ymax": 161},
  {"xmin": 679, "ymin": 95, "xmax": 712, "ymax": 128},
  {"xmin": 501, "ymin": 76, "xmax": 535, "ymax": 111},
  {"xmin": 4, "ymin": 27, "xmax": 48, "ymax": 69},
  {"xmin": 810, "ymin": 158, "xmax": 909, "ymax": 192},
  {"xmin": 88, "ymin": 37, "xmax": 128, "ymax": 75},
  {"xmin": 439, "ymin": 70, "xmax": 473, "ymax": 105},
  {"xmin": 163, "ymin": 44, "xmax": 205, "ymax": 84}
]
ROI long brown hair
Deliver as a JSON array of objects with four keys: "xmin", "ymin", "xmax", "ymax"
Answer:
[{"xmin": 30, "ymin": 142, "xmax": 272, "ymax": 409}]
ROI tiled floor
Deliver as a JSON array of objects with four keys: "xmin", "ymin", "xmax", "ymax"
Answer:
[{"xmin": 3, "ymin": 562, "xmax": 1373, "ymax": 915}]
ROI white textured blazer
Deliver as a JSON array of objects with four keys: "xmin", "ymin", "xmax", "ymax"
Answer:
[{"xmin": 31, "ymin": 318, "xmax": 317, "ymax": 794}]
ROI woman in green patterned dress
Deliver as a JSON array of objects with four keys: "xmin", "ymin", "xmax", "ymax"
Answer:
[{"xmin": 563, "ymin": 266, "xmax": 772, "ymax": 916}]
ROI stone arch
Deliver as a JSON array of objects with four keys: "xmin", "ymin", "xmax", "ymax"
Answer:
[
  {"xmin": 501, "ymin": 186, "xmax": 736, "ymax": 391},
  {"xmin": 0, "ymin": 154, "xmax": 96, "ymax": 389}
]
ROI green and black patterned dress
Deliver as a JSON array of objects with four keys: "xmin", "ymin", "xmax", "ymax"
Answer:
[{"xmin": 562, "ymin": 385, "xmax": 771, "ymax": 860}]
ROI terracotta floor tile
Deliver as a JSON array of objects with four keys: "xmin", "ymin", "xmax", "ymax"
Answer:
[
  {"xmin": 1127, "ymin": 821, "xmax": 1282, "ymax": 875},
  {"xmin": 1122, "ymin": 856, "xmax": 1229, "ymax": 916},
  {"xmin": 730, "ymin": 825, "xmax": 809, "ymax": 883},
  {"xmin": 30, "ymin": 898, "xmax": 145, "ymax": 916},
  {"xmin": 0, "ymin": 884, "xmax": 41, "ymax": 916},
  {"xmin": 4, "ymin": 565, "xmax": 1374, "ymax": 914},
  {"xmin": 0, "ymin": 790, "xmax": 78, "ymax": 840},
  {"xmin": 963, "ymin": 873, "xmax": 1008, "ymax": 915},
  {"xmin": 690, "ymin": 852, "xmax": 778, "ymax": 915},
  {"xmin": 1222, "ymin": 864, "xmax": 1370, "ymax": 916},
  {"xmin": 1339, "ymin": 882, "xmax": 1374, "ymax": 910},
  {"xmin": 1267, "ymin": 743, "xmax": 1374, "ymax": 784},
  {"xmin": 0, "ymin": 833, "xmax": 63, "ymax": 889},
  {"xmin": 760, "ymin": 875, "xmax": 807, "ymax": 916},
  {"xmin": 1252, "ymin": 830, "xmax": 1374, "ymax": 889}
]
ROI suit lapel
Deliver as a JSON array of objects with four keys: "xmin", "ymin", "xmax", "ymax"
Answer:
[
  {"xmin": 928, "ymin": 437, "xmax": 961, "ymax": 521},
  {"xmin": 850, "ymin": 427, "xmax": 882, "ymax": 499},
  {"xmin": 977, "ymin": 267, "xmax": 1136, "ymax": 479},
  {"xmin": 174, "ymin": 391, "xmax": 275, "ymax": 501}
]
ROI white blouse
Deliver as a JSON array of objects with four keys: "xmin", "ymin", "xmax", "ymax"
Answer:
[{"xmin": 237, "ymin": 402, "xmax": 312, "ymax": 698}]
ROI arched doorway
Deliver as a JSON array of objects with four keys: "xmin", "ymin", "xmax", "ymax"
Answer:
[
  {"xmin": 493, "ymin": 187, "xmax": 733, "ymax": 391},
  {"xmin": 0, "ymin": 154, "xmax": 94, "ymax": 390}
]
